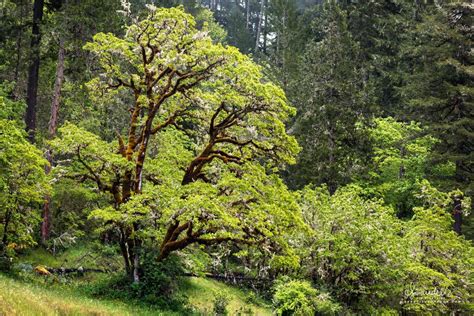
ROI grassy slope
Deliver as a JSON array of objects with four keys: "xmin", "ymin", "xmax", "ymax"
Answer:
[
  {"xmin": 0, "ymin": 273, "xmax": 160, "ymax": 316},
  {"xmin": 0, "ymin": 273, "xmax": 271, "ymax": 315},
  {"xmin": 184, "ymin": 277, "xmax": 271, "ymax": 315},
  {"xmin": 3, "ymin": 246, "xmax": 272, "ymax": 315}
]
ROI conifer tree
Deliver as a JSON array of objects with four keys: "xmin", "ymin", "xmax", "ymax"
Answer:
[
  {"xmin": 288, "ymin": 3, "xmax": 375, "ymax": 192},
  {"xmin": 400, "ymin": 2, "xmax": 473, "ymax": 208}
]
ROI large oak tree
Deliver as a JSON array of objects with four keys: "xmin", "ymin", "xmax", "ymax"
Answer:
[{"xmin": 52, "ymin": 6, "xmax": 302, "ymax": 282}]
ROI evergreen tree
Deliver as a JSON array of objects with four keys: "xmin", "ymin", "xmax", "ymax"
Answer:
[
  {"xmin": 399, "ymin": 2, "xmax": 473, "ymax": 234},
  {"xmin": 288, "ymin": 3, "xmax": 375, "ymax": 192},
  {"xmin": 344, "ymin": 0, "xmax": 409, "ymax": 115}
]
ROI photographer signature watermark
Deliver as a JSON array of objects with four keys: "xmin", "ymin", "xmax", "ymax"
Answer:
[{"xmin": 400, "ymin": 285, "xmax": 463, "ymax": 305}]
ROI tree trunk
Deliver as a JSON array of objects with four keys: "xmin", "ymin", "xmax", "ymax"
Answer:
[
  {"xmin": 132, "ymin": 245, "xmax": 140, "ymax": 283},
  {"xmin": 399, "ymin": 146, "xmax": 406, "ymax": 179},
  {"xmin": 246, "ymin": 0, "xmax": 250, "ymax": 28},
  {"xmin": 119, "ymin": 229, "xmax": 131, "ymax": 276},
  {"xmin": 131, "ymin": 223, "xmax": 141, "ymax": 283},
  {"xmin": 2, "ymin": 210, "xmax": 12, "ymax": 248},
  {"xmin": 48, "ymin": 39, "xmax": 65, "ymax": 138},
  {"xmin": 453, "ymin": 195, "xmax": 462, "ymax": 235},
  {"xmin": 25, "ymin": 0, "xmax": 44, "ymax": 143},
  {"xmin": 263, "ymin": 2, "xmax": 268, "ymax": 54},
  {"xmin": 255, "ymin": 0, "xmax": 265, "ymax": 52},
  {"xmin": 41, "ymin": 38, "xmax": 66, "ymax": 244}
]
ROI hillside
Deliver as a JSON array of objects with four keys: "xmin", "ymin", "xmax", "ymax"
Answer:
[{"xmin": 0, "ymin": 273, "xmax": 271, "ymax": 315}]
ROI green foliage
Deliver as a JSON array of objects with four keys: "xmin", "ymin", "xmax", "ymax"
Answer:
[
  {"xmin": 135, "ymin": 254, "xmax": 187, "ymax": 308},
  {"xmin": 399, "ymin": 2, "xmax": 473, "ymax": 196},
  {"xmin": 344, "ymin": 0, "xmax": 409, "ymax": 113},
  {"xmin": 401, "ymin": 180, "xmax": 473, "ymax": 313},
  {"xmin": 288, "ymin": 3, "xmax": 375, "ymax": 191},
  {"xmin": 0, "ymin": 119, "xmax": 50, "ymax": 251},
  {"xmin": 363, "ymin": 117, "xmax": 440, "ymax": 216},
  {"xmin": 299, "ymin": 185, "xmax": 405, "ymax": 309},
  {"xmin": 194, "ymin": 8, "xmax": 228, "ymax": 44},
  {"xmin": 272, "ymin": 277, "xmax": 340, "ymax": 316},
  {"xmin": 0, "ymin": 83, "xmax": 25, "ymax": 123},
  {"xmin": 213, "ymin": 292, "xmax": 230, "ymax": 315},
  {"xmin": 52, "ymin": 5, "xmax": 303, "ymax": 276},
  {"xmin": 298, "ymin": 182, "xmax": 473, "ymax": 313},
  {"xmin": 49, "ymin": 179, "xmax": 102, "ymax": 246},
  {"xmin": 2, "ymin": 1, "xmax": 473, "ymax": 314},
  {"xmin": 87, "ymin": 254, "xmax": 187, "ymax": 310}
]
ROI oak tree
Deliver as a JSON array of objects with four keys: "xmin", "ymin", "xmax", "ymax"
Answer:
[{"xmin": 52, "ymin": 6, "xmax": 301, "ymax": 282}]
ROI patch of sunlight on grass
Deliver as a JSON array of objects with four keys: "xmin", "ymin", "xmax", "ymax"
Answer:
[
  {"xmin": 0, "ymin": 273, "xmax": 173, "ymax": 316},
  {"xmin": 183, "ymin": 277, "xmax": 272, "ymax": 315}
]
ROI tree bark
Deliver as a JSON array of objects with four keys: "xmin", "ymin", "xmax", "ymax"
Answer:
[
  {"xmin": 132, "ymin": 246, "xmax": 140, "ymax": 283},
  {"xmin": 246, "ymin": 0, "xmax": 250, "ymax": 28},
  {"xmin": 48, "ymin": 38, "xmax": 65, "ymax": 138},
  {"xmin": 453, "ymin": 195, "xmax": 462, "ymax": 235},
  {"xmin": 263, "ymin": 2, "xmax": 268, "ymax": 54},
  {"xmin": 119, "ymin": 229, "xmax": 131, "ymax": 275},
  {"xmin": 41, "ymin": 38, "xmax": 65, "ymax": 244},
  {"xmin": 255, "ymin": 0, "xmax": 265, "ymax": 52},
  {"xmin": 131, "ymin": 223, "xmax": 141, "ymax": 283},
  {"xmin": 2, "ymin": 210, "xmax": 12, "ymax": 248},
  {"xmin": 25, "ymin": 0, "xmax": 44, "ymax": 143},
  {"xmin": 14, "ymin": 26, "xmax": 23, "ymax": 88}
]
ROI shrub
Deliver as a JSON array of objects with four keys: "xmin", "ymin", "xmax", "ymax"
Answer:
[
  {"xmin": 213, "ymin": 292, "xmax": 230, "ymax": 315},
  {"xmin": 273, "ymin": 277, "xmax": 340, "ymax": 315},
  {"xmin": 86, "ymin": 253, "xmax": 187, "ymax": 311}
]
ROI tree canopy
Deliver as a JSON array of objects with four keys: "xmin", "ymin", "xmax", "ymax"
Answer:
[{"xmin": 51, "ymin": 6, "xmax": 301, "ymax": 282}]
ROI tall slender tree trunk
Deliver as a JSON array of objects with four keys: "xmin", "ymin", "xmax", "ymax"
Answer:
[
  {"xmin": 452, "ymin": 195, "xmax": 462, "ymax": 235},
  {"xmin": 14, "ymin": 28, "xmax": 23, "ymax": 89},
  {"xmin": 41, "ymin": 38, "xmax": 66, "ymax": 244},
  {"xmin": 48, "ymin": 39, "xmax": 65, "ymax": 138},
  {"xmin": 398, "ymin": 147, "xmax": 406, "ymax": 179},
  {"xmin": 255, "ymin": 0, "xmax": 265, "ymax": 52},
  {"xmin": 132, "ymin": 225, "xmax": 141, "ymax": 284},
  {"xmin": 263, "ymin": 2, "xmax": 268, "ymax": 53},
  {"xmin": 2, "ymin": 210, "xmax": 12, "ymax": 248},
  {"xmin": 327, "ymin": 125, "xmax": 337, "ymax": 195},
  {"xmin": 25, "ymin": 0, "xmax": 44, "ymax": 143},
  {"xmin": 13, "ymin": 0, "xmax": 28, "ymax": 99},
  {"xmin": 246, "ymin": 0, "xmax": 250, "ymax": 28}
]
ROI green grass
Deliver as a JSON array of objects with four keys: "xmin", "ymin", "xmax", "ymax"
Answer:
[
  {"xmin": 0, "ymin": 273, "xmax": 272, "ymax": 315},
  {"xmin": 18, "ymin": 244, "xmax": 122, "ymax": 271},
  {"xmin": 183, "ymin": 277, "xmax": 272, "ymax": 315},
  {"xmin": 4, "ymin": 246, "xmax": 272, "ymax": 315},
  {"xmin": 0, "ymin": 273, "xmax": 166, "ymax": 315}
]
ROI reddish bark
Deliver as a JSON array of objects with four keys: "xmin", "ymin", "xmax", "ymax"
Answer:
[{"xmin": 41, "ymin": 39, "xmax": 65, "ymax": 244}]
